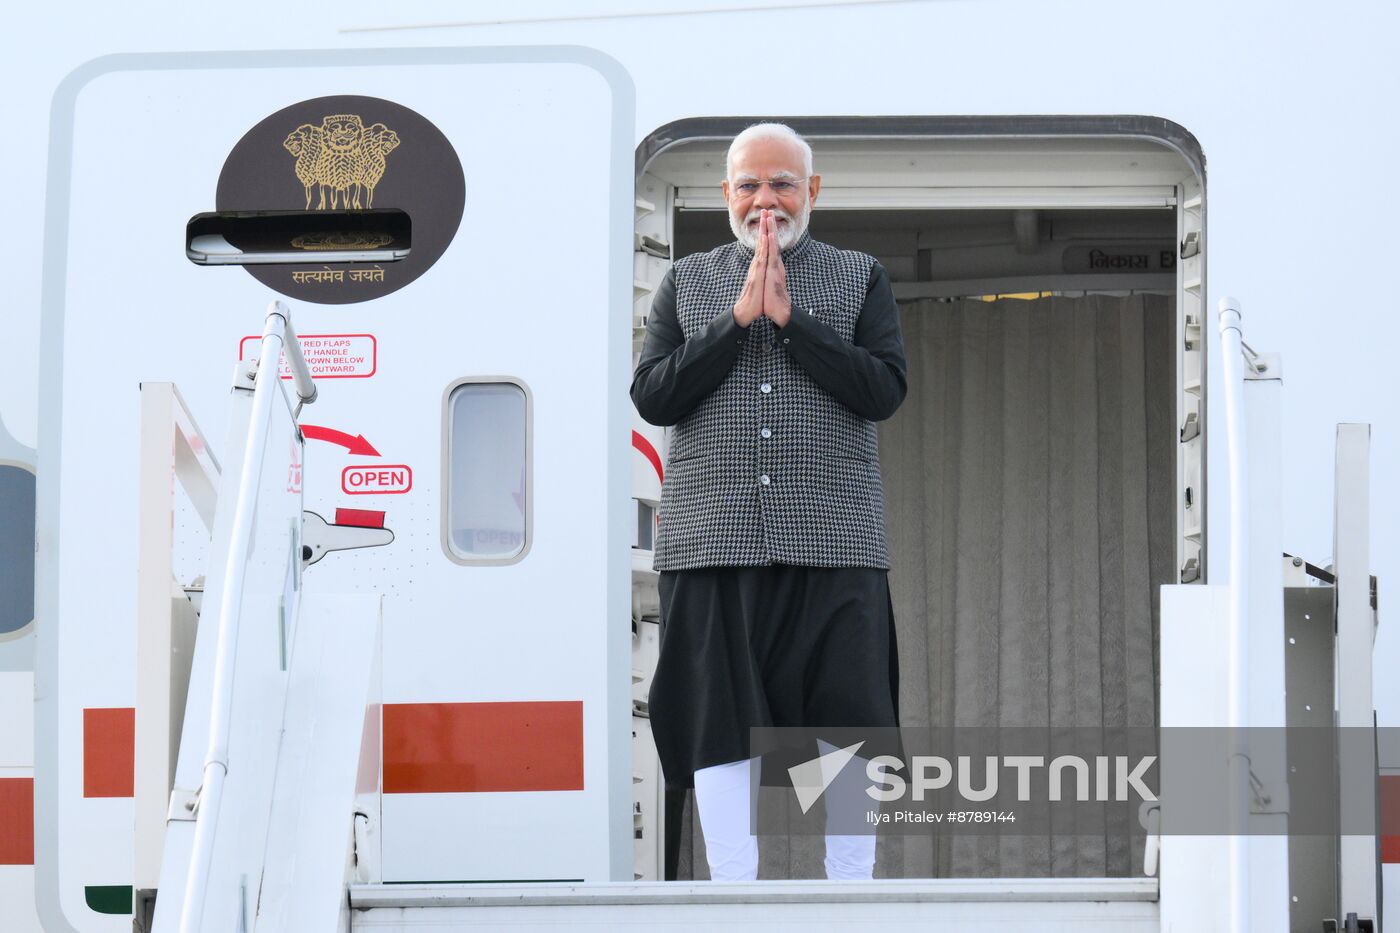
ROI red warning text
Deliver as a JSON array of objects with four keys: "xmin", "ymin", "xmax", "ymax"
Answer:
[
  {"xmin": 240, "ymin": 334, "xmax": 377, "ymax": 379},
  {"xmin": 342, "ymin": 464, "xmax": 413, "ymax": 495}
]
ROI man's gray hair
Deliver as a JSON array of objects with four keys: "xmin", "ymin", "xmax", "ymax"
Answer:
[{"xmin": 725, "ymin": 123, "xmax": 814, "ymax": 180}]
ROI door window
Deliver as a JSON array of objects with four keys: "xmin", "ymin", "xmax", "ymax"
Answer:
[{"xmin": 444, "ymin": 380, "xmax": 529, "ymax": 563}]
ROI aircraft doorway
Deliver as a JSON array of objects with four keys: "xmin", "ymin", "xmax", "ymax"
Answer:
[{"xmin": 632, "ymin": 117, "xmax": 1203, "ymax": 881}]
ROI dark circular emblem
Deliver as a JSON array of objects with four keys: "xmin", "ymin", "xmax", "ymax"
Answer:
[{"xmin": 217, "ymin": 95, "xmax": 465, "ymax": 304}]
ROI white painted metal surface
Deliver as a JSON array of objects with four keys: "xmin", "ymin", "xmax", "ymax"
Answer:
[
  {"xmin": 1241, "ymin": 348, "xmax": 1291, "ymax": 928},
  {"xmin": 348, "ymin": 878, "xmax": 1160, "ymax": 932},
  {"xmin": 1158, "ymin": 583, "xmax": 1232, "ymax": 932},
  {"xmin": 36, "ymin": 48, "xmax": 635, "ymax": 932},
  {"xmin": 176, "ymin": 305, "xmax": 309, "ymax": 933},
  {"xmin": 256, "ymin": 594, "xmax": 382, "ymax": 933},
  {"xmin": 1216, "ymin": 297, "xmax": 1254, "ymax": 933},
  {"xmin": 1155, "ymin": 334, "xmax": 1306, "ymax": 932},
  {"xmin": 134, "ymin": 383, "xmax": 220, "ymax": 891},
  {"xmin": 153, "ymin": 325, "xmax": 305, "ymax": 932},
  {"xmin": 1335, "ymin": 423, "xmax": 1378, "ymax": 923}
]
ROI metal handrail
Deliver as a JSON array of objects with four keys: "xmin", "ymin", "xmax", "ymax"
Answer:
[
  {"xmin": 178, "ymin": 300, "xmax": 315, "ymax": 933},
  {"xmin": 277, "ymin": 302, "xmax": 318, "ymax": 413},
  {"xmin": 1217, "ymin": 296, "xmax": 1252, "ymax": 933}
]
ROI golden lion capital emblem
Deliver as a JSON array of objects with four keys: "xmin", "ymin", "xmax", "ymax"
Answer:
[{"xmin": 282, "ymin": 114, "xmax": 401, "ymax": 210}]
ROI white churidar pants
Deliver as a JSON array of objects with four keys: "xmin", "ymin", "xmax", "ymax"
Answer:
[{"xmin": 692, "ymin": 740, "xmax": 879, "ymax": 881}]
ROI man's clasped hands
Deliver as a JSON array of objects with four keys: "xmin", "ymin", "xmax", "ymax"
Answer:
[{"xmin": 732, "ymin": 209, "xmax": 793, "ymax": 329}]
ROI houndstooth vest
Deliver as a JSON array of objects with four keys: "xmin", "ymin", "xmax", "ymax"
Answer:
[{"xmin": 653, "ymin": 232, "xmax": 890, "ymax": 571}]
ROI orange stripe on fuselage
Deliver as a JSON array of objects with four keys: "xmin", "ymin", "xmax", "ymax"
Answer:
[
  {"xmin": 383, "ymin": 701, "xmax": 583, "ymax": 793},
  {"xmin": 1383, "ymin": 774, "xmax": 1400, "ymax": 863},
  {"xmin": 0, "ymin": 777, "xmax": 34, "ymax": 864},
  {"xmin": 83, "ymin": 708, "xmax": 135, "ymax": 798}
]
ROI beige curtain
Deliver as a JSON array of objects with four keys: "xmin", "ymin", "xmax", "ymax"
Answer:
[{"xmin": 671, "ymin": 294, "xmax": 1176, "ymax": 879}]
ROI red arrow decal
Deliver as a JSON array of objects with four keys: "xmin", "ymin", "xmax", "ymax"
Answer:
[
  {"xmin": 301, "ymin": 425, "xmax": 381, "ymax": 456},
  {"xmin": 632, "ymin": 430, "xmax": 663, "ymax": 483}
]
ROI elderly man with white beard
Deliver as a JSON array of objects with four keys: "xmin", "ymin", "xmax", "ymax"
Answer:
[{"xmin": 631, "ymin": 123, "xmax": 908, "ymax": 882}]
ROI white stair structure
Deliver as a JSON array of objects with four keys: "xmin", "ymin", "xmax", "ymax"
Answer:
[
  {"xmin": 135, "ymin": 300, "xmax": 1380, "ymax": 932},
  {"xmin": 147, "ymin": 304, "xmax": 383, "ymax": 933},
  {"xmin": 346, "ymin": 878, "xmax": 1159, "ymax": 931}
]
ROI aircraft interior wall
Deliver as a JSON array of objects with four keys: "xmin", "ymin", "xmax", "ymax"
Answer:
[{"xmin": 674, "ymin": 207, "xmax": 1178, "ymax": 298}]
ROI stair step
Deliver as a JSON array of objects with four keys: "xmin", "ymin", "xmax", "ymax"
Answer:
[{"xmin": 350, "ymin": 878, "xmax": 1159, "ymax": 931}]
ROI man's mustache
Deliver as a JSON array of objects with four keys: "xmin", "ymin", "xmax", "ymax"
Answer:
[{"xmin": 744, "ymin": 210, "xmax": 793, "ymax": 226}]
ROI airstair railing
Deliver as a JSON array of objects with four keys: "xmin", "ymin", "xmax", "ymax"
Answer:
[
  {"xmin": 178, "ymin": 301, "xmax": 315, "ymax": 933},
  {"xmin": 1218, "ymin": 296, "xmax": 1255, "ymax": 933},
  {"xmin": 135, "ymin": 382, "xmax": 221, "ymax": 894}
]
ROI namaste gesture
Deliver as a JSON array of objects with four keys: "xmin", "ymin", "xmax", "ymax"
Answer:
[{"xmin": 732, "ymin": 209, "xmax": 793, "ymax": 328}]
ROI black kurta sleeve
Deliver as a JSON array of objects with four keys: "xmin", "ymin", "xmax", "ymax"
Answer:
[
  {"xmin": 776, "ymin": 261, "xmax": 908, "ymax": 421},
  {"xmin": 630, "ymin": 266, "xmax": 750, "ymax": 427}
]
